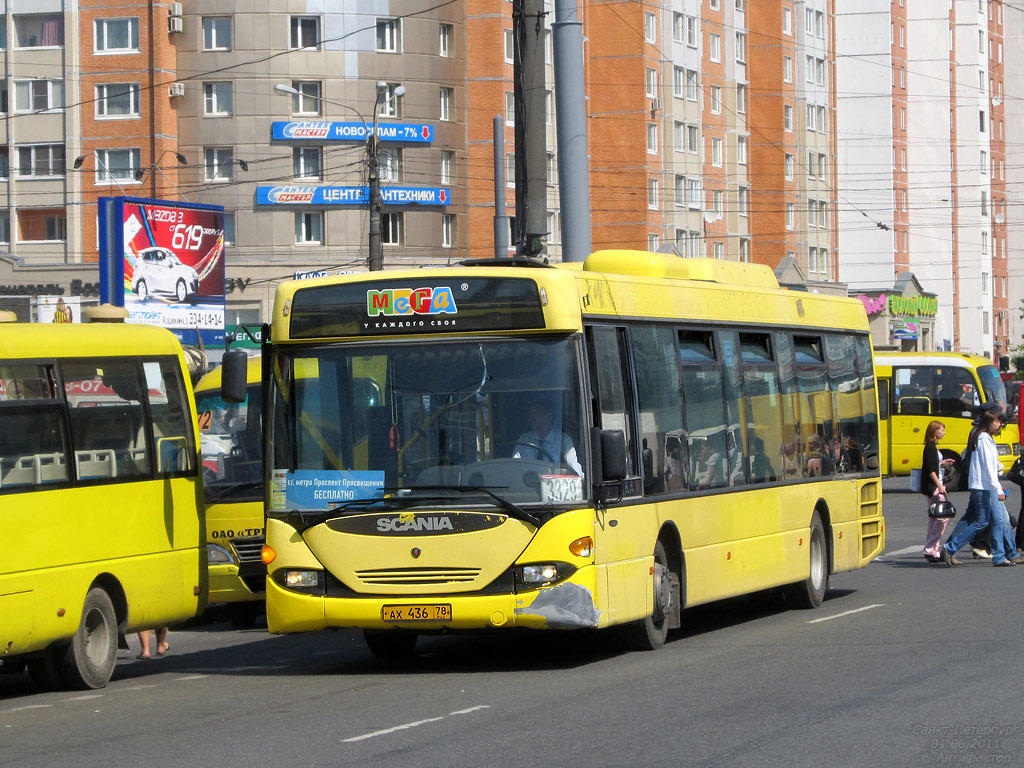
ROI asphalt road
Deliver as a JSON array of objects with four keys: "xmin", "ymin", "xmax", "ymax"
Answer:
[{"xmin": 3, "ymin": 480, "xmax": 1024, "ymax": 768}]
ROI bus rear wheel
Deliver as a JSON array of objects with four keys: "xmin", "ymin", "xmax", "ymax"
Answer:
[
  {"xmin": 622, "ymin": 540, "xmax": 680, "ymax": 651},
  {"xmin": 783, "ymin": 511, "xmax": 829, "ymax": 609},
  {"xmin": 363, "ymin": 629, "xmax": 418, "ymax": 661},
  {"xmin": 59, "ymin": 587, "xmax": 118, "ymax": 689}
]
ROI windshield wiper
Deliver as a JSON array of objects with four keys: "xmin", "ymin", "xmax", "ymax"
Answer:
[
  {"xmin": 380, "ymin": 484, "xmax": 541, "ymax": 527},
  {"xmin": 204, "ymin": 479, "xmax": 263, "ymax": 504}
]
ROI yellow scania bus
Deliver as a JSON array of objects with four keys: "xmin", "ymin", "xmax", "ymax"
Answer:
[
  {"xmin": 225, "ymin": 251, "xmax": 884, "ymax": 658},
  {"xmin": 0, "ymin": 323, "xmax": 205, "ymax": 689},
  {"xmin": 874, "ymin": 351, "xmax": 1020, "ymax": 489},
  {"xmin": 194, "ymin": 355, "xmax": 265, "ymax": 626}
]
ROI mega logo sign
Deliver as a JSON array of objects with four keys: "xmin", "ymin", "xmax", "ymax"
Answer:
[
  {"xmin": 98, "ymin": 197, "xmax": 226, "ymax": 346},
  {"xmin": 366, "ymin": 287, "xmax": 458, "ymax": 317}
]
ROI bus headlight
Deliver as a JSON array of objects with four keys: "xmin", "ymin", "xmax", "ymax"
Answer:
[
  {"xmin": 515, "ymin": 562, "xmax": 576, "ymax": 588},
  {"xmin": 207, "ymin": 544, "xmax": 236, "ymax": 565},
  {"xmin": 284, "ymin": 570, "xmax": 320, "ymax": 588},
  {"xmin": 997, "ymin": 444, "xmax": 1012, "ymax": 456}
]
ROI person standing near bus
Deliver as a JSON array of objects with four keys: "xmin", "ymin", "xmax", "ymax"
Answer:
[
  {"xmin": 941, "ymin": 409, "xmax": 1019, "ymax": 567},
  {"xmin": 137, "ymin": 627, "xmax": 169, "ymax": 659},
  {"xmin": 921, "ymin": 420, "xmax": 955, "ymax": 563}
]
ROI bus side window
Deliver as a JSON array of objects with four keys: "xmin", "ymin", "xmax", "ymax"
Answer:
[{"xmin": 143, "ymin": 361, "xmax": 197, "ymax": 475}]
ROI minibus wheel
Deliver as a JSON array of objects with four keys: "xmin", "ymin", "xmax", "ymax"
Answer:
[
  {"xmin": 783, "ymin": 511, "xmax": 829, "ymax": 609},
  {"xmin": 940, "ymin": 450, "xmax": 964, "ymax": 491},
  {"xmin": 59, "ymin": 587, "xmax": 118, "ymax": 689}
]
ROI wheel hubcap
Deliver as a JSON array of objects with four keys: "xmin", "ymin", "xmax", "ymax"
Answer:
[
  {"xmin": 653, "ymin": 561, "xmax": 672, "ymax": 622},
  {"xmin": 83, "ymin": 608, "xmax": 110, "ymax": 666}
]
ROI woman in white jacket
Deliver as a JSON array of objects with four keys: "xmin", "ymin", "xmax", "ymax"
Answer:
[{"xmin": 941, "ymin": 409, "xmax": 1020, "ymax": 567}]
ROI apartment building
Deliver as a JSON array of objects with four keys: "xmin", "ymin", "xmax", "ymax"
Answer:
[{"xmin": 837, "ymin": 0, "xmax": 1009, "ymax": 357}]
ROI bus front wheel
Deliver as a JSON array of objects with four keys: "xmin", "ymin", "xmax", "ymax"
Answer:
[
  {"xmin": 783, "ymin": 511, "xmax": 829, "ymax": 609},
  {"xmin": 622, "ymin": 540, "xmax": 680, "ymax": 651},
  {"xmin": 940, "ymin": 450, "xmax": 965, "ymax": 492},
  {"xmin": 59, "ymin": 587, "xmax": 118, "ymax": 689}
]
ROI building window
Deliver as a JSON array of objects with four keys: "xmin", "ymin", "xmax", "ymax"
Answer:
[
  {"xmin": 644, "ymin": 12, "xmax": 656, "ymax": 42},
  {"xmin": 785, "ymin": 153, "xmax": 794, "ymax": 179},
  {"xmin": 291, "ymin": 16, "xmax": 320, "ymax": 50},
  {"xmin": 439, "ymin": 23, "xmax": 453, "ymax": 57},
  {"xmin": 17, "ymin": 144, "xmax": 64, "ymax": 177},
  {"xmin": 647, "ymin": 123, "xmax": 658, "ymax": 154},
  {"xmin": 675, "ymin": 175, "xmax": 685, "ymax": 206},
  {"xmin": 713, "ymin": 189, "xmax": 723, "ymax": 216},
  {"xmin": 783, "ymin": 7, "xmax": 792, "ymax": 35},
  {"xmin": 380, "ymin": 147, "xmax": 403, "ymax": 182},
  {"xmin": 645, "ymin": 68, "xmax": 657, "ymax": 98},
  {"xmin": 442, "ymin": 213, "xmax": 455, "ymax": 248},
  {"xmin": 686, "ymin": 70, "xmax": 698, "ymax": 101},
  {"xmin": 710, "ymin": 85, "xmax": 721, "ymax": 114},
  {"xmin": 784, "ymin": 104, "xmax": 793, "ymax": 131},
  {"xmin": 202, "ymin": 17, "xmax": 231, "ymax": 51},
  {"xmin": 94, "ymin": 17, "xmax": 139, "ymax": 53},
  {"xmin": 382, "ymin": 212, "xmax": 403, "ymax": 245},
  {"xmin": 504, "ymin": 29, "xmax": 514, "ymax": 62},
  {"xmin": 709, "ymin": 33, "xmax": 721, "ymax": 62},
  {"xmin": 96, "ymin": 82, "xmax": 139, "ymax": 118},
  {"xmin": 714, "ymin": 242, "xmax": 724, "ymax": 259},
  {"xmin": 506, "ymin": 153, "xmax": 515, "ymax": 187},
  {"xmin": 673, "ymin": 67, "xmax": 685, "ymax": 98},
  {"xmin": 783, "ymin": 56, "xmax": 792, "ymax": 83},
  {"xmin": 711, "ymin": 137, "xmax": 723, "ymax": 166},
  {"xmin": 440, "ymin": 87, "xmax": 453, "ymax": 121},
  {"xmin": 14, "ymin": 79, "xmax": 63, "ymax": 112},
  {"xmin": 96, "ymin": 148, "xmax": 140, "ymax": 184},
  {"xmin": 686, "ymin": 16, "xmax": 698, "ymax": 46},
  {"xmin": 376, "ymin": 18, "xmax": 402, "ymax": 52},
  {"xmin": 687, "ymin": 124, "xmax": 699, "ymax": 153},
  {"xmin": 204, "ymin": 147, "xmax": 236, "ymax": 182},
  {"xmin": 687, "ymin": 178, "xmax": 702, "ymax": 210},
  {"xmin": 14, "ymin": 14, "xmax": 64, "ymax": 47},
  {"xmin": 223, "ymin": 212, "xmax": 236, "ymax": 245},
  {"xmin": 378, "ymin": 83, "xmax": 403, "ymax": 117},
  {"xmin": 546, "ymin": 152, "xmax": 556, "ymax": 185},
  {"xmin": 293, "ymin": 147, "xmax": 322, "ymax": 179},
  {"xmin": 18, "ymin": 209, "xmax": 66, "ymax": 242},
  {"xmin": 290, "ymin": 81, "xmax": 322, "ymax": 115},
  {"xmin": 737, "ymin": 136, "xmax": 748, "ymax": 164},
  {"xmin": 441, "ymin": 150, "xmax": 454, "ymax": 185},
  {"xmin": 648, "ymin": 178, "xmax": 658, "ymax": 208},
  {"xmin": 735, "ymin": 32, "xmax": 746, "ymax": 63},
  {"xmin": 505, "ymin": 91, "xmax": 515, "ymax": 126},
  {"xmin": 786, "ymin": 202, "xmax": 795, "ymax": 229},
  {"xmin": 0, "ymin": 148, "xmax": 8, "ymax": 179},
  {"xmin": 739, "ymin": 238, "xmax": 749, "ymax": 262},
  {"xmin": 648, "ymin": 233, "xmax": 660, "ymax": 251},
  {"xmin": 203, "ymin": 82, "xmax": 233, "ymax": 116},
  {"xmin": 0, "ymin": 211, "xmax": 9, "ymax": 243},
  {"xmin": 295, "ymin": 212, "xmax": 324, "ymax": 244},
  {"xmin": 736, "ymin": 84, "xmax": 747, "ymax": 114}
]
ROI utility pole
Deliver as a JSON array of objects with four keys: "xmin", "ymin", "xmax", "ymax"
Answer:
[
  {"xmin": 513, "ymin": 0, "xmax": 548, "ymax": 256},
  {"xmin": 367, "ymin": 84, "xmax": 386, "ymax": 272}
]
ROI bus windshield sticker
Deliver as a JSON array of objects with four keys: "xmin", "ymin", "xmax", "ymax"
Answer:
[
  {"xmin": 540, "ymin": 475, "xmax": 583, "ymax": 503},
  {"xmin": 271, "ymin": 469, "xmax": 385, "ymax": 511}
]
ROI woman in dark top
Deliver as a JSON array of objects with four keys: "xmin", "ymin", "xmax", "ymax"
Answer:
[{"xmin": 921, "ymin": 420, "xmax": 955, "ymax": 562}]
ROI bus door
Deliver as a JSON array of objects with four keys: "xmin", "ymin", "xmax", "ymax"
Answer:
[{"xmin": 876, "ymin": 375, "xmax": 890, "ymax": 475}]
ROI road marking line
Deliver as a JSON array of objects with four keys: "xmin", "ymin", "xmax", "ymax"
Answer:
[
  {"xmin": 808, "ymin": 603, "xmax": 886, "ymax": 624},
  {"xmin": 342, "ymin": 705, "xmax": 490, "ymax": 743},
  {"xmin": 175, "ymin": 675, "xmax": 208, "ymax": 681},
  {"xmin": 64, "ymin": 695, "xmax": 104, "ymax": 701},
  {"xmin": 876, "ymin": 545, "xmax": 921, "ymax": 559},
  {"xmin": 120, "ymin": 685, "xmax": 159, "ymax": 691},
  {"xmin": 6, "ymin": 705, "xmax": 53, "ymax": 712}
]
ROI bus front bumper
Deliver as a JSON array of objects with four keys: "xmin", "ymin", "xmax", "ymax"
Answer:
[{"xmin": 265, "ymin": 563, "xmax": 602, "ymax": 634}]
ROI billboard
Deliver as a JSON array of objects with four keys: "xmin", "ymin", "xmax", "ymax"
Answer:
[
  {"xmin": 99, "ymin": 197, "xmax": 226, "ymax": 346},
  {"xmin": 255, "ymin": 186, "xmax": 450, "ymax": 206},
  {"xmin": 271, "ymin": 121, "xmax": 433, "ymax": 143}
]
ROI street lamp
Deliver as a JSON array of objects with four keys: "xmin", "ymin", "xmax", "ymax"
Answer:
[
  {"xmin": 73, "ymin": 152, "xmax": 132, "ymax": 196},
  {"xmin": 274, "ymin": 81, "xmax": 406, "ymax": 271}
]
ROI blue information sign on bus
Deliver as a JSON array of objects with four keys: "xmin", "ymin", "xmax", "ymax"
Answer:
[
  {"xmin": 256, "ymin": 186, "xmax": 450, "ymax": 206},
  {"xmin": 271, "ymin": 121, "xmax": 434, "ymax": 143}
]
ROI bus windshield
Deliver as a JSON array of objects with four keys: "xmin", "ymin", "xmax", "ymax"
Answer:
[
  {"xmin": 268, "ymin": 336, "xmax": 586, "ymax": 509},
  {"xmin": 977, "ymin": 365, "xmax": 1011, "ymax": 419},
  {"xmin": 196, "ymin": 385, "xmax": 262, "ymax": 503}
]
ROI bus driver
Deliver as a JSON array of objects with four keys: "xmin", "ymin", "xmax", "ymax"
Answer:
[{"xmin": 512, "ymin": 399, "xmax": 583, "ymax": 476}]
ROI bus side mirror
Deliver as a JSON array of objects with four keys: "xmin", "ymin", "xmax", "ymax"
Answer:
[
  {"xmin": 221, "ymin": 349, "xmax": 249, "ymax": 404},
  {"xmin": 599, "ymin": 429, "xmax": 628, "ymax": 482}
]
